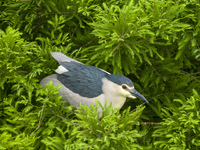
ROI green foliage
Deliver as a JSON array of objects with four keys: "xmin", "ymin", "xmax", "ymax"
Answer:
[
  {"xmin": 67, "ymin": 101, "xmax": 146, "ymax": 149},
  {"xmin": 0, "ymin": 26, "xmax": 71, "ymax": 149},
  {"xmin": 0, "ymin": 26, "xmax": 52, "ymax": 103},
  {"xmin": 153, "ymin": 90, "xmax": 200, "ymax": 150},
  {"xmin": 1, "ymin": 0, "xmax": 200, "ymax": 149},
  {"xmin": 0, "ymin": 0, "xmax": 96, "ymax": 46},
  {"xmin": 0, "ymin": 132, "xmax": 35, "ymax": 150},
  {"xmin": 0, "ymin": 26, "xmax": 146, "ymax": 149},
  {"xmin": 86, "ymin": 1, "xmax": 158, "ymax": 74},
  {"xmin": 36, "ymin": 101, "xmax": 146, "ymax": 149}
]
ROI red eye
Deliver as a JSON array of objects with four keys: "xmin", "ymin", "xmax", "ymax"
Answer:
[{"xmin": 122, "ymin": 85, "xmax": 127, "ymax": 89}]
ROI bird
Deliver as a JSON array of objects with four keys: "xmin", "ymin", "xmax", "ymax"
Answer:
[{"xmin": 40, "ymin": 52, "xmax": 148, "ymax": 112}]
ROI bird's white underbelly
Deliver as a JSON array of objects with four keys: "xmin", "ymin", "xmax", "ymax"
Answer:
[
  {"xmin": 59, "ymin": 84, "xmax": 105, "ymax": 108},
  {"xmin": 60, "ymin": 85, "xmax": 126, "ymax": 112},
  {"xmin": 40, "ymin": 74, "xmax": 126, "ymax": 112}
]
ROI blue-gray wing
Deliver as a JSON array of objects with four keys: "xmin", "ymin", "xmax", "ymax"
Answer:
[
  {"xmin": 57, "ymin": 61, "xmax": 106, "ymax": 98},
  {"xmin": 50, "ymin": 51, "xmax": 110, "ymax": 74}
]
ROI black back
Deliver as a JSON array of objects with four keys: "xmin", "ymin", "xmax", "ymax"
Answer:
[{"xmin": 57, "ymin": 61, "xmax": 107, "ymax": 98}]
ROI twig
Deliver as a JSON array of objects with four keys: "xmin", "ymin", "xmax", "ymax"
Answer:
[
  {"xmin": 129, "ymin": 19, "xmax": 141, "ymax": 37},
  {"xmin": 159, "ymin": 0, "xmax": 165, "ymax": 18},
  {"xmin": 81, "ymin": 37, "xmax": 97, "ymax": 48},
  {"xmin": 166, "ymin": 0, "xmax": 180, "ymax": 19},
  {"xmin": 0, "ymin": 68, "xmax": 5, "ymax": 73},
  {"xmin": 190, "ymin": 72, "xmax": 200, "ymax": 76},
  {"xmin": 50, "ymin": 109, "xmax": 76, "ymax": 126},
  {"xmin": 140, "ymin": 122, "xmax": 161, "ymax": 125},
  {"xmin": 23, "ymin": 97, "xmax": 36, "ymax": 107},
  {"xmin": 128, "ymin": 105, "xmax": 141, "ymax": 131},
  {"xmin": 98, "ymin": 115, "xmax": 101, "ymax": 139},
  {"xmin": 180, "ymin": 70, "xmax": 200, "ymax": 83},
  {"xmin": 71, "ymin": 22, "xmax": 80, "ymax": 38},
  {"xmin": 129, "ymin": 102, "xmax": 146, "ymax": 114},
  {"xmin": 46, "ymin": 11, "xmax": 77, "ymax": 16},
  {"xmin": 122, "ymin": 5, "xmax": 126, "ymax": 38},
  {"xmin": 83, "ymin": 108, "xmax": 100, "ymax": 138},
  {"xmin": 51, "ymin": 110, "xmax": 65, "ymax": 120},
  {"xmin": 32, "ymin": 102, "xmax": 45, "ymax": 135},
  {"xmin": 8, "ymin": 102, "xmax": 32, "ymax": 134},
  {"xmin": 124, "ymin": 0, "xmax": 146, "ymax": 37},
  {"xmin": 150, "ymin": 64, "xmax": 160, "ymax": 75},
  {"xmin": 149, "ymin": 93, "xmax": 170, "ymax": 101}
]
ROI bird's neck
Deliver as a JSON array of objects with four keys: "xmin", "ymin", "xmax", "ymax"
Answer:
[{"xmin": 101, "ymin": 78, "xmax": 126, "ymax": 109}]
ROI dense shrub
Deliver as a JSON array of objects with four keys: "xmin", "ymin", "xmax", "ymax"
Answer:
[
  {"xmin": 0, "ymin": 0, "xmax": 200, "ymax": 149},
  {"xmin": 153, "ymin": 90, "xmax": 200, "ymax": 150}
]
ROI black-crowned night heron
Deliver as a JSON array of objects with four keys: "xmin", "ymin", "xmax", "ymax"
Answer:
[{"xmin": 40, "ymin": 52, "xmax": 148, "ymax": 112}]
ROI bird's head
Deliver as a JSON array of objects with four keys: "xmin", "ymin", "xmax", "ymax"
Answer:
[{"xmin": 105, "ymin": 75, "xmax": 148, "ymax": 103}]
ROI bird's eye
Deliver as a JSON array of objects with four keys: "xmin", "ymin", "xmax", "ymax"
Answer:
[{"xmin": 122, "ymin": 85, "xmax": 127, "ymax": 89}]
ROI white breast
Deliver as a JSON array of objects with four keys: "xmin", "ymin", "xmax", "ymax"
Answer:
[
  {"xmin": 101, "ymin": 78, "xmax": 127, "ymax": 110},
  {"xmin": 40, "ymin": 74, "xmax": 127, "ymax": 113},
  {"xmin": 40, "ymin": 74, "xmax": 106, "ymax": 112}
]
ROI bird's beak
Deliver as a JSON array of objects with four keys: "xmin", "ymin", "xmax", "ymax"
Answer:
[{"xmin": 129, "ymin": 89, "xmax": 149, "ymax": 103}]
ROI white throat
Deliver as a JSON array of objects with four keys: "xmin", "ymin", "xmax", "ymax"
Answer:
[{"xmin": 101, "ymin": 78, "xmax": 127, "ymax": 109}]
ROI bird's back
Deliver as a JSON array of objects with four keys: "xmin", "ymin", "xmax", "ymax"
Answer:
[{"xmin": 57, "ymin": 61, "xmax": 107, "ymax": 98}]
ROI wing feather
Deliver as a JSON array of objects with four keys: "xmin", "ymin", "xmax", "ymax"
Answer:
[{"xmin": 50, "ymin": 52, "xmax": 110, "ymax": 97}]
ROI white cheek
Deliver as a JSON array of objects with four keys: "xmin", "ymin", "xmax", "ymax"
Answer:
[
  {"xmin": 119, "ymin": 88, "xmax": 130, "ymax": 97},
  {"xmin": 122, "ymin": 87, "xmax": 136, "ymax": 99}
]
